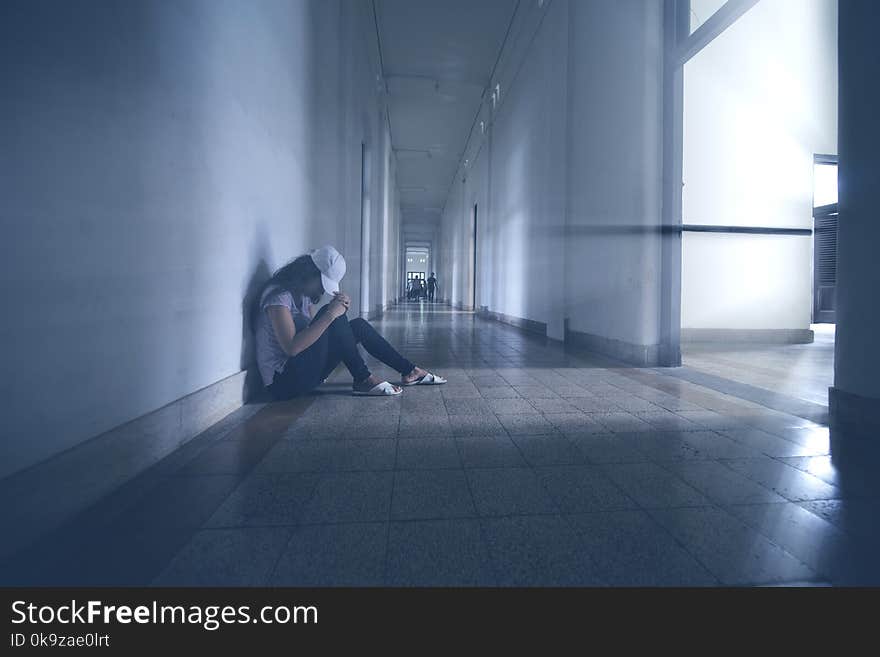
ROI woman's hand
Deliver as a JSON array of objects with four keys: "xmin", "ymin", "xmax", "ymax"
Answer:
[
  {"xmin": 326, "ymin": 297, "xmax": 348, "ymax": 319},
  {"xmin": 333, "ymin": 291, "xmax": 351, "ymax": 309}
]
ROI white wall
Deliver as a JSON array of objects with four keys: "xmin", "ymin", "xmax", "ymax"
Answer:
[
  {"xmin": 439, "ymin": 0, "xmax": 664, "ymax": 353},
  {"xmin": 439, "ymin": 0, "xmax": 569, "ymax": 337},
  {"xmin": 0, "ymin": 0, "xmax": 400, "ymax": 479},
  {"xmin": 564, "ymin": 0, "xmax": 664, "ymax": 350},
  {"xmin": 681, "ymin": 0, "xmax": 838, "ymax": 330}
]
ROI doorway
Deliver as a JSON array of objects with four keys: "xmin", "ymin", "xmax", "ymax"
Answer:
[
  {"xmin": 812, "ymin": 154, "xmax": 838, "ymax": 324},
  {"xmin": 405, "ymin": 247, "xmax": 430, "ymax": 301},
  {"xmin": 360, "ymin": 141, "xmax": 370, "ymax": 317},
  {"xmin": 406, "ymin": 271, "xmax": 426, "ymax": 301},
  {"xmin": 470, "ymin": 203, "xmax": 478, "ymax": 310}
]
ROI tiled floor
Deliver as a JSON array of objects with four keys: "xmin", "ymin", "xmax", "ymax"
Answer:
[
  {"xmin": 682, "ymin": 324, "xmax": 835, "ymax": 407},
  {"xmin": 3, "ymin": 305, "xmax": 878, "ymax": 586}
]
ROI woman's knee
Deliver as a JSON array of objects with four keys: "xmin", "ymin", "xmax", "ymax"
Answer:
[
  {"xmin": 326, "ymin": 312, "xmax": 352, "ymax": 334},
  {"xmin": 349, "ymin": 317, "xmax": 373, "ymax": 341},
  {"xmin": 320, "ymin": 309, "xmax": 344, "ymax": 326}
]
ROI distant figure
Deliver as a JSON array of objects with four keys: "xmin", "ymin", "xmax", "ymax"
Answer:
[
  {"xmin": 411, "ymin": 278, "xmax": 424, "ymax": 301},
  {"xmin": 427, "ymin": 272, "xmax": 437, "ymax": 302}
]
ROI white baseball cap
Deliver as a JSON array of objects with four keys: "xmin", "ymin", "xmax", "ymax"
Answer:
[{"xmin": 309, "ymin": 245, "xmax": 346, "ymax": 294}]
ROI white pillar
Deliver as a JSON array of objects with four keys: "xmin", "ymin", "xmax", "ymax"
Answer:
[{"xmin": 830, "ymin": 0, "xmax": 880, "ymax": 433}]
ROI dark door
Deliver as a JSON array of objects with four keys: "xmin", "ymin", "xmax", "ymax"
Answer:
[
  {"xmin": 472, "ymin": 203, "xmax": 478, "ymax": 309},
  {"xmin": 360, "ymin": 142, "xmax": 369, "ymax": 316},
  {"xmin": 812, "ymin": 155, "xmax": 838, "ymax": 323}
]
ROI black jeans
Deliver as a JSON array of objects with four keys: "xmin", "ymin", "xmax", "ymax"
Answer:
[
  {"xmin": 428, "ymin": 287, "xmax": 435, "ymax": 301},
  {"xmin": 267, "ymin": 305, "xmax": 416, "ymax": 400}
]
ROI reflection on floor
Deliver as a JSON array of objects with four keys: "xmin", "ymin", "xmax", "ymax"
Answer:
[
  {"xmin": 682, "ymin": 324, "xmax": 835, "ymax": 407},
  {"xmin": 2, "ymin": 309, "xmax": 877, "ymax": 586}
]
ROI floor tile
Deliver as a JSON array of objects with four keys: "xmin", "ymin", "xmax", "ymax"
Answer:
[
  {"xmin": 395, "ymin": 437, "xmax": 461, "ymax": 469},
  {"xmin": 153, "ymin": 527, "xmax": 292, "ymax": 586},
  {"xmin": 535, "ymin": 465, "xmax": 637, "ymax": 513},
  {"xmin": 660, "ymin": 461, "xmax": 787, "ymax": 505},
  {"xmin": 391, "ymin": 469, "xmax": 476, "ymax": 520},
  {"xmin": 386, "ymin": 519, "xmax": 496, "ymax": 586},
  {"xmin": 480, "ymin": 515, "xmax": 606, "ymax": 586},
  {"xmin": 649, "ymin": 506, "xmax": 818, "ymax": 585},
  {"xmin": 601, "ymin": 462, "xmax": 713, "ymax": 508},
  {"xmin": 725, "ymin": 502, "xmax": 880, "ymax": 585},
  {"xmin": 256, "ymin": 439, "xmax": 396, "ymax": 473},
  {"xmin": 509, "ymin": 434, "xmax": 586, "ymax": 466},
  {"xmin": 496, "ymin": 413, "xmax": 559, "ymax": 435},
  {"xmin": 300, "ymin": 471, "xmax": 394, "ymax": 523},
  {"xmin": 722, "ymin": 458, "xmax": 842, "ymax": 502},
  {"xmin": 566, "ymin": 511, "xmax": 718, "ymax": 586},
  {"xmin": 205, "ymin": 472, "xmax": 321, "ymax": 527},
  {"xmin": 455, "ymin": 435, "xmax": 528, "ymax": 468},
  {"xmin": 567, "ymin": 433, "xmax": 650, "ymax": 464},
  {"xmin": 269, "ymin": 522, "xmax": 387, "ymax": 586},
  {"xmin": 466, "ymin": 468, "xmax": 558, "ymax": 516}
]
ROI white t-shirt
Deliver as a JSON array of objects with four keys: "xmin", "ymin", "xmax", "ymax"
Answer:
[{"xmin": 255, "ymin": 284, "xmax": 314, "ymax": 387}]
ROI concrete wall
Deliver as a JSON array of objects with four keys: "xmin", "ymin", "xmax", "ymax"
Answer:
[
  {"xmin": 440, "ymin": 0, "xmax": 570, "ymax": 333},
  {"xmin": 564, "ymin": 0, "xmax": 664, "ymax": 353},
  {"xmin": 438, "ymin": 0, "xmax": 664, "ymax": 355},
  {"xmin": 832, "ymin": 0, "xmax": 880, "ymax": 421},
  {"xmin": 486, "ymin": 0, "xmax": 567, "ymax": 335},
  {"xmin": 681, "ymin": 0, "xmax": 838, "ymax": 331},
  {"xmin": 0, "ymin": 0, "xmax": 400, "ymax": 479}
]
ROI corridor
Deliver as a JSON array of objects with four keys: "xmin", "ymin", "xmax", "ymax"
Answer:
[
  {"xmin": 4, "ymin": 304, "xmax": 878, "ymax": 587},
  {"xmin": 3, "ymin": 0, "xmax": 880, "ymax": 596}
]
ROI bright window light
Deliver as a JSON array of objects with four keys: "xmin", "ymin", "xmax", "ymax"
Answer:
[{"xmin": 813, "ymin": 163, "xmax": 837, "ymax": 207}]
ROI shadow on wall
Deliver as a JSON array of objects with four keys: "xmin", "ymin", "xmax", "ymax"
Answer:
[{"xmin": 241, "ymin": 259, "xmax": 273, "ymax": 404}]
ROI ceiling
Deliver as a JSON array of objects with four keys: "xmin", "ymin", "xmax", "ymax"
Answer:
[{"xmin": 374, "ymin": 0, "xmax": 517, "ymax": 243}]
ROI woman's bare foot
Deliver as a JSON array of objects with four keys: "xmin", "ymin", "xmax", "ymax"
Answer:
[
  {"xmin": 402, "ymin": 366, "xmax": 427, "ymax": 385},
  {"xmin": 353, "ymin": 373, "xmax": 402, "ymax": 393}
]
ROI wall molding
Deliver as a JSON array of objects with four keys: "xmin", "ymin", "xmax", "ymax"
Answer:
[
  {"xmin": 477, "ymin": 307, "xmax": 547, "ymax": 337},
  {"xmin": 565, "ymin": 327, "xmax": 661, "ymax": 367},
  {"xmin": 829, "ymin": 387, "xmax": 880, "ymax": 436},
  {"xmin": 681, "ymin": 224, "xmax": 812, "ymax": 236},
  {"xmin": 681, "ymin": 328, "xmax": 815, "ymax": 344},
  {"xmin": 0, "ymin": 370, "xmax": 251, "ymax": 561}
]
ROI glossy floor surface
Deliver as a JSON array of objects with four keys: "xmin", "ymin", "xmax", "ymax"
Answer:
[
  {"xmin": 3, "ymin": 306, "xmax": 877, "ymax": 586},
  {"xmin": 682, "ymin": 324, "xmax": 835, "ymax": 407}
]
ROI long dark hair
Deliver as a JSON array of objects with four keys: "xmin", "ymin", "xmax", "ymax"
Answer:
[{"xmin": 261, "ymin": 254, "xmax": 322, "ymax": 303}]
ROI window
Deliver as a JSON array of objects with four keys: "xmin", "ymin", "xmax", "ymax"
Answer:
[{"xmin": 813, "ymin": 158, "xmax": 838, "ymax": 208}]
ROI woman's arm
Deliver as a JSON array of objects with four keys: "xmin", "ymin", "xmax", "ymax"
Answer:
[{"xmin": 267, "ymin": 305, "xmax": 336, "ymax": 357}]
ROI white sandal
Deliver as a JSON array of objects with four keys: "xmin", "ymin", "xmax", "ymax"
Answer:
[
  {"xmin": 402, "ymin": 371, "xmax": 447, "ymax": 386},
  {"xmin": 352, "ymin": 380, "xmax": 403, "ymax": 396}
]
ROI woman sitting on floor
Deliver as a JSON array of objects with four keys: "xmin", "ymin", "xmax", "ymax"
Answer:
[{"xmin": 255, "ymin": 245, "xmax": 446, "ymax": 398}]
